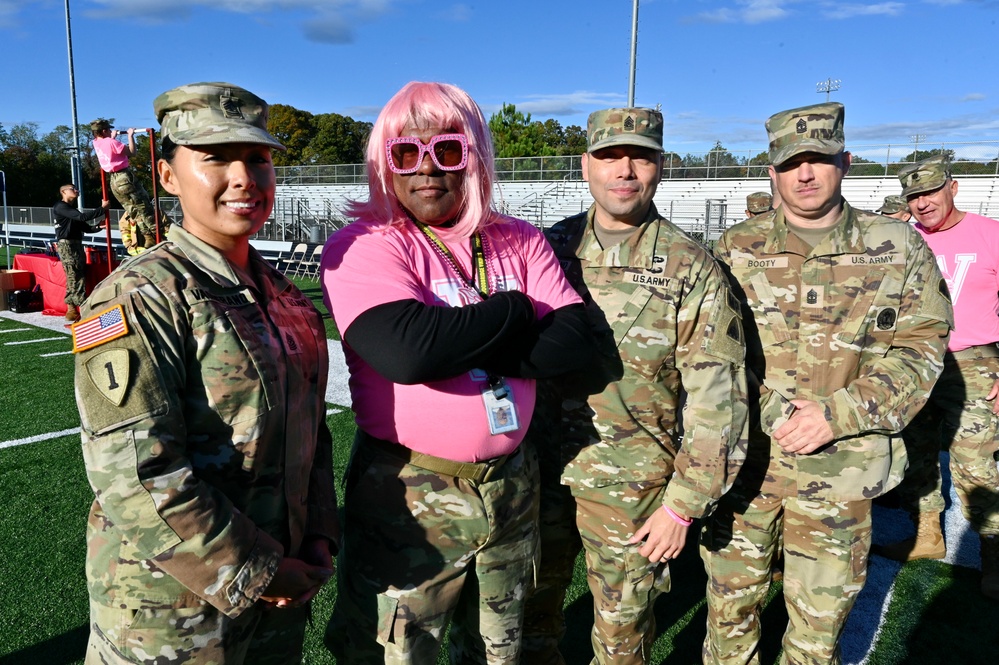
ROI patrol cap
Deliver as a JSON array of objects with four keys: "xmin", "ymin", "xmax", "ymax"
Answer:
[
  {"xmin": 587, "ymin": 107, "xmax": 664, "ymax": 153},
  {"xmin": 766, "ymin": 102, "xmax": 845, "ymax": 166},
  {"xmin": 898, "ymin": 155, "xmax": 950, "ymax": 197},
  {"xmin": 90, "ymin": 118, "xmax": 111, "ymax": 132},
  {"xmin": 877, "ymin": 195, "xmax": 909, "ymax": 214},
  {"xmin": 153, "ymin": 82, "xmax": 285, "ymax": 151},
  {"xmin": 746, "ymin": 191, "xmax": 772, "ymax": 213}
]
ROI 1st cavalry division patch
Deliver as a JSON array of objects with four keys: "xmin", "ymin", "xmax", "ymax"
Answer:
[{"xmin": 72, "ymin": 304, "xmax": 129, "ymax": 353}]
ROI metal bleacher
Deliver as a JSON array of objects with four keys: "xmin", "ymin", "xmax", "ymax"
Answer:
[{"xmin": 5, "ymin": 174, "xmax": 999, "ymax": 276}]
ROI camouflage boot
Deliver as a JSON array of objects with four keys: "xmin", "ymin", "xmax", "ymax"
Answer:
[
  {"xmin": 143, "ymin": 233, "xmax": 158, "ymax": 249},
  {"xmin": 873, "ymin": 511, "xmax": 945, "ymax": 562},
  {"xmin": 981, "ymin": 534, "xmax": 999, "ymax": 600},
  {"xmin": 65, "ymin": 305, "xmax": 80, "ymax": 323}
]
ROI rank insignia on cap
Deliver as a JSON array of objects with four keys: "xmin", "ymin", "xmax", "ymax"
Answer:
[
  {"xmin": 220, "ymin": 92, "xmax": 243, "ymax": 119},
  {"xmin": 911, "ymin": 172, "xmax": 920, "ymax": 181},
  {"xmin": 72, "ymin": 304, "xmax": 129, "ymax": 353},
  {"xmin": 806, "ymin": 288, "xmax": 818, "ymax": 304},
  {"xmin": 796, "ymin": 119, "xmax": 807, "ymax": 133},
  {"xmin": 623, "ymin": 115, "xmax": 635, "ymax": 131}
]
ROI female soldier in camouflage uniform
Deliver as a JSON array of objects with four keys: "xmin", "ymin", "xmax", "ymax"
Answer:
[{"xmin": 73, "ymin": 82, "xmax": 339, "ymax": 664}]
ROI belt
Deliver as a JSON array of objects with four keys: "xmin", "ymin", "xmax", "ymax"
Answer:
[
  {"xmin": 951, "ymin": 344, "xmax": 999, "ymax": 360},
  {"xmin": 358, "ymin": 430, "xmax": 516, "ymax": 484}
]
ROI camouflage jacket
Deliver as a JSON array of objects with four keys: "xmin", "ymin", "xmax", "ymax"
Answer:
[
  {"xmin": 543, "ymin": 205, "xmax": 748, "ymax": 519},
  {"xmin": 715, "ymin": 202, "xmax": 953, "ymax": 501},
  {"xmin": 74, "ymin": 225, "xmax": 338, "ymax": 617}
]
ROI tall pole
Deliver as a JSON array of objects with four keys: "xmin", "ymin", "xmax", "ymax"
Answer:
[
  {"xmin": 815, "ymin": 77, "xmax": 841, "ymax": 102},
  {"xmin": 65, "ymin": 0, "xmax": 84, "ymax": 209},
  {"xmin": 1, "ymin": 170, "xmax": 9, "ymax": 268},
  {"xmin": 910, "ymin": 133, "xmax": 926, "ymax": 163},
  {"xmin": 627, "ymin": 0, "xmax": 639, "ymax": 106}
]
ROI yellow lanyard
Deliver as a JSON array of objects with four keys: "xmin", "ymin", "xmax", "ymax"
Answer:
[{"xmin": 414, "ymin": 222, "xmax": 491, "ymax": 299}]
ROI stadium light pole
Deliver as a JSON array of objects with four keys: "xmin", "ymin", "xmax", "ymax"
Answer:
[
  {"xmin": 1, "ymin": 170, "xmax": 9, "ymax": 268},
  {"xmin": 627, "ymin": 0, "xmax": 639, "ymax": 106},
  {"xmin": 65, "ymin": 0, "xmax": 84, "ymax": 209},
  {"xmin": 816, "ymin": 78, "xmax": 841, "ymax": 102},
  {"xmin": 910, "ymin": 133, "xmax": 927, "ymax": 162}
]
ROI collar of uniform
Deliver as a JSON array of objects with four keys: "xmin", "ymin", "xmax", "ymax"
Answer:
[
  {"xmin": 764, "ymin": 199, "xmax": 865, "ymax": 256},
  {"xmin": 578, "ymin": 203, "xmax": 662, "ymax": 268},
  {"xmin": 166, "ymin": 224, "xmax": 279, "ymax": 291}
]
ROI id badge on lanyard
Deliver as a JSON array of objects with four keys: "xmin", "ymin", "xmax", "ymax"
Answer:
[{"xmin": 481, "ymin": 375, "xmax": 519, "ymax": 435}]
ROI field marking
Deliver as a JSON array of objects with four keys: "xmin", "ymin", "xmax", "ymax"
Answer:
[
  {"xmin": 0, "ymin": 427, "xmax": 79, "ymax": 450},
  {"xmin": 5, "ymin": 337, "xmax": 65, "ymax": 346},
  {"xmin": 40, "ymin": 350, "xmax": 74, "ymax": 357},
  {"xmin": 0, "ymin": 327, "xmax": 31, "ymax": 334}
]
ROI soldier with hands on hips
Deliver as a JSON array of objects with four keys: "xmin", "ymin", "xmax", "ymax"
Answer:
[
  {"xmin": 702, "ymin": 102, "xmax": 953, "ymax": 665},
  {"xmin": 521, "ymin": 107, "xmax": 749, "ymax": 665},
  {"xmin": 75, "ymin": 82, "xmax": 338, "ymax": 665}
]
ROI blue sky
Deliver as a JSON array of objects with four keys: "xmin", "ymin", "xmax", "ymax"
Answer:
[{"xmin": 2, "ymin": 0, "xmax": 998, "ymax": 156}]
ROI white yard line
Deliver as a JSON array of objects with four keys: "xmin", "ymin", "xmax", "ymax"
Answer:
[
  {"xmin": 0, "ymin": 327, "xmax": 31, "ymax": 334},
  {"xmin": 5, "ymin": 336, "xmax": 66, "ymax": 345},
  {"xmin": 0, "ymin": 427, "xmax": 79, "ymax": 450},
  {"xmin": 40, "ymin": 350, "xmax": 74, "ymax": 357}
]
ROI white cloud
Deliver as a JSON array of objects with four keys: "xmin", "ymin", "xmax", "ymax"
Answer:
[
  {"xmin": 685, "ymin": 0, "xmax": 907, "ymax": 23},
  {"xmin": 83, "ymin": 1, "xmax": 395, "ymax": 43},
  {"xmin": 0, "ymin": 0, "xmax": 26, "ymax": 28},
  {"xmin": 437, "ymin": 3, "xmax": 473, "ymax": 21},
  {"xmin": 961, "ymin": 93, "xmax": 987, "ymax": 102},
  {"xmin": 484, "ymin": 91, "xmax": 628, "ymax": 119},
  {"xmin": 822, "ymin": 2, "xmax": 904, "ymax": 19}
]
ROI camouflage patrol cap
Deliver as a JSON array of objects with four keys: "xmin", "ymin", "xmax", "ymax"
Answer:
[
  {"xmin": 587, "ymin": 107, "xmax": 664, "ymax": 153},
  {"xmin": 746, "ymin": 191, "xmax": 772, "ymax": 213},
  {"xmin": 877, "ymin": 195, "xmax": 909, "ymax": 214},
  {"xmin": 766, "ymin": 102, "xmax": 845, "ymax": 166},
  {"xmin": 898, "ymin": 155, "xmax": 950, "ymax": 197},
  {"xmin": 153, "ymin": 82, "xmax": 285, "ymax": 151},
  {"xmin": 90, "ymin": 118, "xmax": 111, "ymax": 132}
]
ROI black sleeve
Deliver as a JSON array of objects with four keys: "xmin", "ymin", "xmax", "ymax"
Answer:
[
  {"xmin": 479, "ymin": 303, "xmax": 598, "ymax": 379},
  {"xmin": 343, "ymin": 291, "xmax": 536, "ymax": 384},
  {"xmin": 53, "ymin": 202, "xmax": 106, "ymax": 224}
]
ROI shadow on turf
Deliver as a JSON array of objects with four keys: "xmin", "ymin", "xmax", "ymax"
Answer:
[
  {"xmin": 556, "ymin": 527, "xmax": 788, "ymax": 665},
  {"xmin": 0, "ymin": 625, "xmax": 88, "ymax": 665}
]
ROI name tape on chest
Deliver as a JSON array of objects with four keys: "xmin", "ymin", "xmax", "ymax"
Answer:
[
  {"xmin": 624, "ymin": 271, "xmax": 670, "ymax": 288},
  {"xmin": 187, "ymin": 287, "xmax": 255, "ymax": 308},
  {"xmin": 72, "ymin": 304, "xmax": 130, "ymax": 353},
  {"xmin": 832, "ymin": 253, "xmax": 904, "ymax": 266},
  {"xmin": 732, "ymin": 257, "xmax": 790, "ymax": 269}
]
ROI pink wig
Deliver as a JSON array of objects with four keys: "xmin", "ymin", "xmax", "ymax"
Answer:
[{"xmin": 348, "ymin": 81, "xmax": 501, "ymax": 238}]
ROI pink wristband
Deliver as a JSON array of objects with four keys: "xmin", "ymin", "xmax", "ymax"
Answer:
[{"xmin": 663, "ymin": 506, "xmax": 692, "ymax": 526}]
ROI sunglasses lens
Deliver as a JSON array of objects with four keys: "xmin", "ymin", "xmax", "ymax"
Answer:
[
  {"xmin": 390, "ymin": 142, "xmax": 421, "ymax": 172},
  {"xmin": 434, "ymin": 139, "xmax": 464, "ymax": 168}
]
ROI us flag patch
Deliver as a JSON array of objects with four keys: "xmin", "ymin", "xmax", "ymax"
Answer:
[{"xmin": 72, "ymin": 305, "xmax": 129, "ymax": 353}]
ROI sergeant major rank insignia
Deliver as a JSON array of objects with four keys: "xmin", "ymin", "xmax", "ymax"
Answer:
[
  {"xmin": 796, "ymin": 119, "xmax": 807, "ymax": 134},
  {"xmin": 220, "ymin": 90, "xmax": 244, "ymax": 119}
]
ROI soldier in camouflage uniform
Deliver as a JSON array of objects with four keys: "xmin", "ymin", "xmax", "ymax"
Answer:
[
  {"xmin": 520, "ymin": 107, "xmax": 749, "ymax": 665},
  {"xmin": 74, "ymin": 82, "xmax": 338, "ymax": 665},
  {"xmin": 52, "ymin": 184, "xmax": 110, "ymax": 322},
  {"xmin": 745, "ymin": 192, "xmax": 773, "ymax": 218},
  {"xmin": 90, "ymin": 119, "xmax": 159, "ymax": 248},
  {"xmin": 875, "ymin": 194, "xmax": 911, "ymax": 222},
  {"xmin": 702, "ymin": 102, "xmax": 953, "ymax": 665}
]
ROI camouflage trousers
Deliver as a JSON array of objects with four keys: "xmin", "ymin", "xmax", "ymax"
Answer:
[
  {"xmin": 326, "ymin": 434, "xmax": 539, "ymax": 664},
  {"xmin": 109, "ymin": 169, "xmax": 156, "ymax": 239},
  {"xmin": 896, "ymin": 352, "xmax": 999, "ymax": 535},
  {"xmin": 85, "ymin": 598, "xmax": 308, "ymax": 664},
  {"xmin": 701, "ymin": 436, "xmax": 872, "ymax": 665},
  {"xmin": 56, "ymin": 239, "xmax": 87, "ymax": 306},
  {"xmin": 522, "ymin": 459, "xmax": 670, "ymax": 665}
]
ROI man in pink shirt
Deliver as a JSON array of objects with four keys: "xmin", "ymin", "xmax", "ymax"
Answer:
[
  {"xmin": 90, "ymin": 118, "xmax": 158, "ymax": 248},
  {"xmin": 876, "ymin": 156, "xmax": 999, "ymax": 599}
]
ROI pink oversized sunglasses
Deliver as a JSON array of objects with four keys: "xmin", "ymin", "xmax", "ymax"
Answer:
[{"xmin": 385, "ymin": 133, "xmax": 468, "ymax": 174}]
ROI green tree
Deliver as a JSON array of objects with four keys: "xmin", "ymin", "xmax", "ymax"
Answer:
[
  {"xmin": 304, "ymin": 113, "xmax": 371, "ymax": 165},
  {"xmin": 488, "ymin": 103, "xmax": 552, "ymax": 158},
  {"xmin": 563, "ymin": 125, "xmax": 587, "ymax": 156},
  {"xmin": 268, "ymin": 104, "xmax": 315, "ymax": 166}
]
